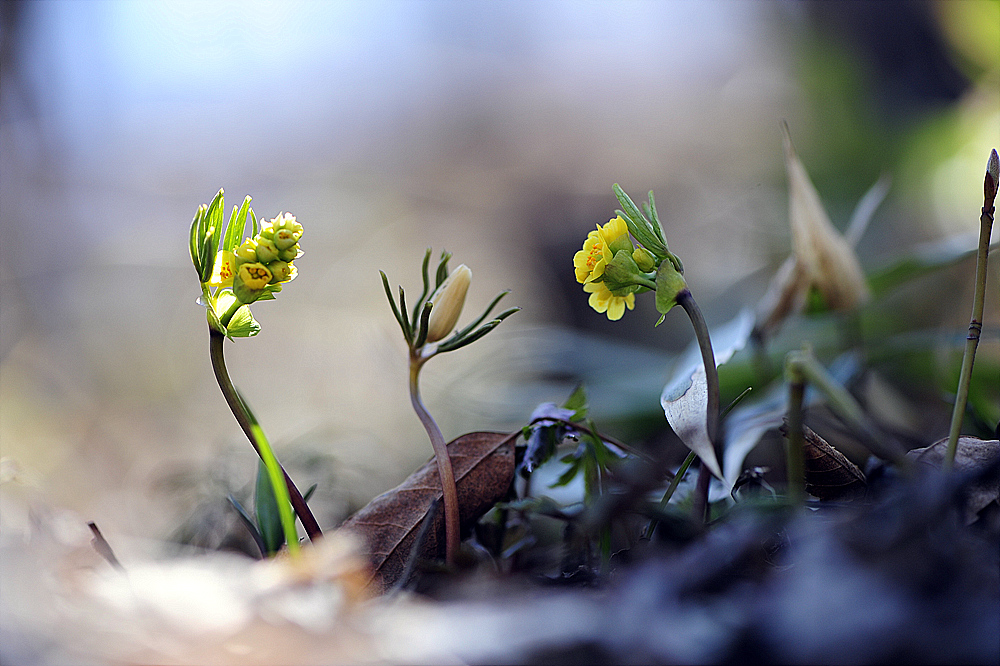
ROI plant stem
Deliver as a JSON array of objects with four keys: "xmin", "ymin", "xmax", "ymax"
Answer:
[
  {"xmin": 945, "ymin": 155, "xmax": 997, "ymax": 467},
  {"xmin": 676, "ymin": 290, "xmax": 720, "ymax": 522},
  {"xmin": 209, "ymin": 330, "xmax": 322, "ymax": 542},
  {"xmin": 784, "ymin": 356, "xmax": 806, "ymax": 506},
  {"xmin": 409, "ymin": 357, "xmax": 460, "ymax": 567}
]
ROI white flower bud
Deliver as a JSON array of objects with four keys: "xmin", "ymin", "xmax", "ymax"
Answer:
[{"xmin": 426, "ymin": 264, "xmax": 472, "ymax": 343}]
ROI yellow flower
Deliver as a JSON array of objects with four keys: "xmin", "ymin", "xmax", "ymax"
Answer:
[
  {"xmin": 238, "ymin": 262, "xmax": 272, "ymax": 290},
  {"xmin": 583, "ymin": 280, "xmax": 635, "ymax": 321},
  {"xmin": 573, "ymin": 216, "xmax": 630, "ymax": 284},
  {"xmin": 208, "ymin": 250, "xmax": 236, "ymax": 288}
]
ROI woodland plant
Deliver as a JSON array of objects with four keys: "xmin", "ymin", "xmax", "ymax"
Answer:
[
  {"xmin": 189, "ymin": 189, "xmax": 318, "ymax": 557},
  {"xmin": 574, "ymin": 184, "xmax": 723, "ymax": 519},
  {"xmin": 381, "ymin": 251, "xmax": 519, "ymax": 566}
]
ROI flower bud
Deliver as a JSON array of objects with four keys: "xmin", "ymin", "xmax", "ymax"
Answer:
[
  {"xmin": 255, "ymin": 237, "xmax": 280, "ymax": 263},
  {"xmin": 235, "ymin": 238, "xmax": 258, "ymax": 263},
  {"xmin": 274, "ymin": 227, "xmax": 298, "ymax": 251},
  {"xmin": 632, "ymin": 246, "xmax": 656, "ymax": 272},
  {"xmin": 277, "ymin": 246, "xmax": 299, "ymax": 262},
  {"xmin": 266, "ymin": 260, "xmax": 293, "ymax": 283},
  {"xmin": 426, "ymin": 264, "xmax": 472, "ymax": 343},
  {"xmin": 208, "ymin": 250, "xmax": 236, "ymax": 288},
  {"xmin": 986, "ymin": 149, "xmax": 999, "ymax": 202}
]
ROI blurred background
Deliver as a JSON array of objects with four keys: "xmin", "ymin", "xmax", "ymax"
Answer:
[{"xmin": 1, "ymin": 0, "xmax": 997, "ymax": 546}]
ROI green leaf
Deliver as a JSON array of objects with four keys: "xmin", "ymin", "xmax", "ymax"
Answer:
[
  {"xmin": 198, "ymin": 227, "xmax": 216, "ymax": 284},
  {"xmin": 867, "ymin": 238, "xmax": 997, "ymax": 297},
  {"xmin": 655, "ymin": 261, "xmax": 688, "ymax": 314},
  {"xmin": 412, "ymin": 248, "xmax": 432, "ymax": 324},
  {"xmin": 562, "ymin": 384, "xmax": 588, "ymax": 421},
  {"xmin": 443, "ymin": 290, "xmax": 509, "ymax": 344},
  {"xmin": 227, "ymin": 494, "xmax": 266, "ymax": 558},
  {"xmin": 380, "ymin": 271, "xmax": 410, "ymax": 342},
  {"xmin": 551, "ymin": 458, "xmax": 582, "ymax": 487},
  {"xmin": 189, "ymin": 207, "xmax": 205, "ymax": 277},
  {"xmin": 224, "ymin": 195, "xmax": 252, "ymax": 253},
  {"xmin": 255, "ymin": 460, "xmax": 285, "ymax": 556},
  {"xmin": 250, "ymin": 208, "xmax": 259, "ymax": 237},
  {"xmin": 225, "ymin": 303, "xmax": 261, "ymax": 338},
  {"xmin": 435, "ymin": 307, "xmax": 519, "ymax": 353},
  {"xmin": 434, "ymin": 250, "xmax": 452, "ymax": 288}
]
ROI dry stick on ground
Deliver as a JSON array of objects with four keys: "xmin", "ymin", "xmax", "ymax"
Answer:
[
  {"xmin": 945, "ymin": 149, "xmax": 998, "ymax": 468},
  {"xmin": 88, "ymin": 522, "xmax": 124, "ymax": 571}
]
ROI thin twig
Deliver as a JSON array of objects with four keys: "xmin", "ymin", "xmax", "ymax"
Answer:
[{"xmin": 88, "ymin": 522, "xmax": 124, "ymax": 571}]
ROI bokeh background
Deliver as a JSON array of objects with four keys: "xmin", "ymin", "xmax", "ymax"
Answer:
[{"xmin": 2, "ymin": 0, "xmax": 997, "ymax": 546}]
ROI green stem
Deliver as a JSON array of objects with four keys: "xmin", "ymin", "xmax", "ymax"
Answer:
[
  {"xmin": 784, "ymin": 356, "xmax": 806, "ymax": 506},
  {"xmin": 676, "ymin": 290, "xmax": 719, "ymax": 523},
  {"xmin": 209, "ymin": 330, "xmax": 322, "ymax": 543},
  {"xmin": 945, "ymin": 168, "xmax": 996, "ymax": 467},
  {"xmin": 409, "ymin": 355, "xmax": 460, "ymax": 567}
]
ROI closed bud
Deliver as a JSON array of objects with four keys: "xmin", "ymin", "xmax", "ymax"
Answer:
[
  {"xmin": 632, "ymin": 246, "xmax": 656, "ymax": 272},
  {"xmin": 267, "ymin": 260, "xmax": 293, "ymax": 283},
  {"xmin": 255, "ymin": 237, "xmax": 280, "ymax": 263},
  {"xmin": 426, "ymin": 264, "xmax": 472, "ymax": 343},
  {"xmin": 986, "ymin": 149, "xmax": 999, "ymax": 202},
  {"xmin": 277, "ymin": 245, "xmax": 299, "ymax": 262},
  {"xmin": 274, "ymin": 227, "xmax": 298, "ymax": 251},
  {"xmin": 236, "ymin": 238, "xmax": 258, "ymax": 263}
]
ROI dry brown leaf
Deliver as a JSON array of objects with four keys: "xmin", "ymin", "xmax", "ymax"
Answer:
[
  {"xmin": 781, "ymin": 421, "xmax": 867, "ymax": 501},
  {"xmin": 338, "ymin": 431, "xmax": 515, "ymax": 593},
  {"xmin": 907, "ymin": 436, "xmax": 1000, "ymax": 524},
  {"xmin": 755, "ymin": 123, "xmax": 870, "ymax": 339}
]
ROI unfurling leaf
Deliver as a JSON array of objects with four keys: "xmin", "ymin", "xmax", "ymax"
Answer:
[{"xmin": 338, "ymin": 432, "xmax": 515, "ymax": 594}]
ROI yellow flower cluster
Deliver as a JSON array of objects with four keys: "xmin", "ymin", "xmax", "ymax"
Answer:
[
  {"xmin": 211, "ymin": 213, "xmax": 303, "ymax": 303},
  {"xmin": 573, "ymin": 216, "xmax": 635, "ymax": 321}
]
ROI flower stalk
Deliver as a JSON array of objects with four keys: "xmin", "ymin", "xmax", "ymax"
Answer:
[{"xmin": 945, "ymin": 148, "xmax": 998, "ymax": 468}]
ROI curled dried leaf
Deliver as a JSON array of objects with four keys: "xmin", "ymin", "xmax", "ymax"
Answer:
[
  {"xmin": 338, "ymin": 432, "xmax": 515, "ymax": 594},
  {"xmin": 755, "ymin": 124, "xmax": 870, "ymax": 339},
  {"xmin": 781, "ymin": 421, "xmax": 867, "ymax": 501}
]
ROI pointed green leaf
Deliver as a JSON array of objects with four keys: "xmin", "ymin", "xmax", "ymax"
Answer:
[
  {"xmin": 380, "ymin": 271, "xmax": 409, "ymax": 341},
  {"xmin": 562, "ymin": 384, "xmax": 588, "ymax": 421},
  {"xmin": 255, "ymin": 460, "xmax": 285, "ymax": 556},
  {"xmin": 434, "ymin": 250, "xmax": 452, "ymax": 288},
  {"xmin": 227, "ymin": 494, "xmax": 266, "ymax": 558},
  {"xmin": 224, "ymin": 195, "xmax": 252, "ymax": 253},
  {"xmin": 412, "ymin": 248, "xmax": 432, "ymax": 324},
  {"xmin": 189, "ymin": 206, "xmax": 205, "ymax": 277},
  {"xmin": 445, "ymin": 290, "xmax": 509, "ymax": 342}
]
